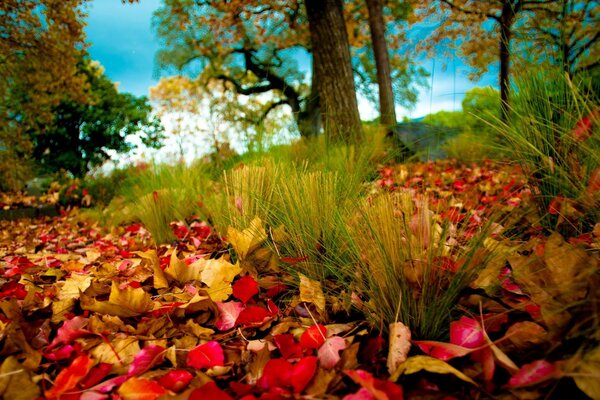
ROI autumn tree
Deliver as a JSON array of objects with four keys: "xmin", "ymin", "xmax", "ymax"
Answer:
[
  {"xmin": 148, "ymin": 0, "xmax": 424, "ymax": 142},
  {"xmin": 0, "ymin": 0, "xmax": 89, "ymax": 189},
  {"xmin": 410, "ymin": 0, "xmax": 557, "ymax": 121},
  {"xmin": 520, "ymin": 0, "xmax": 599, "ymax": 76},
  {"xmin": 32, "ymin": 59, "xmax": 164, "ymax": 176}
]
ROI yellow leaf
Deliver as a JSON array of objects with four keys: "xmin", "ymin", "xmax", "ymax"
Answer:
[
  {"xmin": 299, "ymin": 274, "xmax": 326, "ymax": 312},
  {"xmin": 227, "ymin": 217, "xmax": 267, "ymax": 260},
  {"xmin": 390, "ymin": 355, "xmax": 476, "ymax": 385},
  {"xmin": 90, "ymin": 336, "xmax": 140, "ymax": 375},
  {"xmin": 574, "ymin": 346, "xmax": 600, "ymax": 400},
  {"xmin": 58, "ymin": 273, "xmax": 92, "ymax": 300},
  {"xmin": 200, "ymin": 258, "xmax": 242, "ymax": 301},
  {"xmin": 164, "ymin": 251, "xmax": 204, "ymax": 284},
  {"xmin": 81, "ymin": 282, "xmax": 153, "ymax": 317},
  {"xmin": 134, "ymin": 250, "xmax": 168, "ymax": 289},
  {"xmin": 0, "ymin": 356, "xmax": 41, "ymax": 400}
]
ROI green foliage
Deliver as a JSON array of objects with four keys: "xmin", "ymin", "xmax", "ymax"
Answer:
[
  {"xmin": 32, "ymin": 58, "xmax": 164, "ymax": 177},
  {"xmin": 495, "ymin": 69, "xmax": 600, "ymax": 234},
  {"xmin": 422, "ymin": 110, "xmax": 464, "ymax": 130},
  {"xmin": 462, "ymin": 86, "xmax": 500, "ymax": 133},
  {"xmin": 441, "ymin": 131, "xmax": 499, "ymax": 163}
]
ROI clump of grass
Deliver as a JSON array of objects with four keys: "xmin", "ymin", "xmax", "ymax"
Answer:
[
  {"xmin": 207, "ymin": 161, "xmax": 279, "ymax": 234},
  {"xmin": 267, "ymin": 168, "xmax": 357, "ymax": 282},
  {"xmin": 494, "ymin": 69, "xmax": 599, "ymax": 234},
  {"xmin": 350, "ymin": 192, "xmax": 501, "ymax": 339},
  {"xmin": 105, "ymin": 161, "xmax": 213, "ymax": 244}
]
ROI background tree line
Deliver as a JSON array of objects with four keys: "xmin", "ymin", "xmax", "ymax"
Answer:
[{"xmin": 1, "ymin": 0, "xmax": 598, "ymax": 190}]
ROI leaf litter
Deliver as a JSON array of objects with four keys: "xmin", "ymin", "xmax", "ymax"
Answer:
[{"xmin": 0, "ymin": 159, "xmax": 599, "ymax": 399}]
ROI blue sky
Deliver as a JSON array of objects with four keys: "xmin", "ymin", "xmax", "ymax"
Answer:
[{"xmin": 84, "ymin": 1, "xmax": 498, "ymax": 121}]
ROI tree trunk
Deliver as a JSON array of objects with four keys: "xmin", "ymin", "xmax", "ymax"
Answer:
[
  {"xmin": 305, "ymin": 0, "xmax": 363, "ymax": 144},
  {"xmin": 365, "ymin": 0, "xmax": 397, "ymax": 128},
  {"xmin": 499, "ymin": 4, "xmax": 515, "ymax": 122},
  {"xmin": 298, "ymin": 57, "xmax": 321, "ymax": 137}
]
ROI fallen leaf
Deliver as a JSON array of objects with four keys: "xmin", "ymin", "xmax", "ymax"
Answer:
[
  {"xmin": 227, "ymin": 217, "xmax": 267, "ymax": 260},
  {"xmin": 187, "ymin": 340, "xmax": 225, "ymax": 369},
  {"xmin": 300, "ymin": 324, "xmax": 327, "ymax": 349},
  {"xmin": 81, "ymin": 281, "xmax": 153, "ymax": 317},
  {"xmin": 574, "ymin": 346, "xmax": 600, "ymax": 399},
  {"xmin": 507, "ymin": 359, "xmax": 560, "ymax": 388},
  {"xmin": 292, "ymin": 356, "xmax": 318, "ymax": 393},
  {"xmin": 414, "ymin": 340, "xmax": 475, "ymax": 361},
  {"xmin": 215, "ymin": 301, "xmax": 244, "ymax": 331},
  {"xmin": 232, "ymin": 274, "xmax": 259, "ymax": 303},
  {"xmin": 189, "ymin": 381, "xmax": 234, "ymax": 400},
  {"xmin": 200, "ymin": 257, "xmax": 242, "ymax": 302},
  {"xmin": 117, "ymin": 377, "xmax": 166, "ymax": 400},
  {"xmin": 299, "ymin": 273, "xmax": 326, "ymax": 312},
  {"xmin": 390, "ymin": 355, "xmax": 476, "ymax": 385},
  {"xmin": 44, "ymin": 354, "xmax": 94, "ymax": 399},
  {"xmin": 387, "ymin": 321, "xmax": 411, "ymax": 374},
  {"xmin": 318, "ymin": 336, "xmax": 346, "ymax": 369},
  {"xmin": 127, "ymin": 345, "xmax": 166, "ymax": 377},
  {"xmin": 135, "ymin": 250, "xmax": 168, "ymax": 289},
  {"xmin": 157, "ymin": 370, "xmax": 193, "ymax": 392},
  {"xmin": 0, "ymin": 356, "xmax": 41, "ymax": 400}
]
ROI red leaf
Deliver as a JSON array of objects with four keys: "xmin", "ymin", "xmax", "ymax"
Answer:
[
  {"xmin": 42, "ymin": 344, "xmax": 78, "ymax": 361},
  {"xmin": 345, "ymin": 369, "xmax": 403, "ymax": 400},
  {"xmin": 587, "ymin": 168, "xmax": 600, "ymax": 194},
  {"xmin": 232, "ymin": 275, "xmax": 259, "ymax": 303},
  {"xmin": 128, "ymin": 345, "xmax": 166, "ymax": 377},
  {"xmin": 274, "ymin": 334, "xmax": 303, "ymax": 360},
  {"xmin": 441, "ymin": 207, "xmax": 465, "ymax": 223},
  {"xmin": 189, "ymin": 381, "xmax": 233, "ymax": 400},
  {"xmin": 215, "ymin": 301, "xmax": 244, "ymax": 331},
  {"xmin": 450, "ymin": 317, "xmax": 485, "ymax": 348},
  {"xmin": 548, "ymin": 196, "xmax": 563, "ymax": 215},
  {"xmin": 80, "ymin": 363, "xmax": 113, "ymax": 389},
  {"xmin": 300, "ymin": 324, "xmax": 327, "ymax": 349},
  {"xmin": 414, "ymin": 340, "xmax": 475, "ymax": 361},
  {"xmin": 291, "ymin": 356, "xmax": 318, "ymax": 393},
  {"xmin": 157, "ymin": 370, "xmax": 193, "ymax": 392},
  {"xmin": 118, "ymin": 377, "xmax": 167, "ymax": 400},
  {"xmin": 318, "ymin": 336, "xmax": 346, "ymax": 369},
  {"xmin": 236, "ymin": 305, "xmax": 272, "ymax": 327},
  {"xmin": 44, "ymin": 354, "xmax": 94, "ymax": 399},
  {"xmin": 0, "ymin": 281, "xmax": 27, "ymax": 299},
  {"xmin": 507, "ymin": 360, "xmax": 560, "ymax": 388},
  {"xmin": 572, "ymin": 110, "xmax": 598, "ymax": 141},
  {"xmin": 187, "ymin": 340, "xmax": 225, "ymax": 369},
  {"xmin": 48, "ymin": 316, "xmax": 91, "ymax": 349},
  {"xmin": 360, "ymin": 336, "xmax": 385, "ymax": 364},
  {"xmin": 259, "ymin": 358, "xmax": 293, "ymax": 389}
]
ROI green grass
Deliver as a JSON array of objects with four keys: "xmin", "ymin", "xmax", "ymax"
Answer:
[
  {"xmin": 493, "ymin": 69, "xmax": 600, "ymax": 234},
  {"xmin": 349, "ymin": 192, "xmax": 502, "ymax": 339}
]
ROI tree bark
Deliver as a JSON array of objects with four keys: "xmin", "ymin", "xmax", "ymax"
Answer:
[
  {"xmin": 499, "ymin": 2, "xmax": 516, "ymax": 122},
  {"xmin": 305, "ymin": 0, "xmax": 363, "ymax": 144},
  {"xmin": 298, "ymin": 63, "xmax": 321, "ymax": 137},
  {"xmin": 365, "ymin": 0, "xmax": 397, "ymax": 128}
]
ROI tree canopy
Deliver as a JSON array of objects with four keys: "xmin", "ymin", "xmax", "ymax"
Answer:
[
  {"xmin": 150, "ymin": 0, "xmax": 426, "ymax": 139},
  {"xmin": 0, "ymin": 0, "xmax": 89, "ymax": 189},
  {"xmin": 32, "ymin": 59, "xmax": 164, "ymax": 176}
]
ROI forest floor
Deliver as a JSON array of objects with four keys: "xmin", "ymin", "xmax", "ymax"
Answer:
[{"xmin": 0, "ymin": 159, "xmax": 598, "ymax": 400}]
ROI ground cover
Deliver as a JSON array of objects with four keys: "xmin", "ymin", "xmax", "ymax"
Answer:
[{"xmin": 0, "ymin": 159, "xmax": 598, "ymax": 400}]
